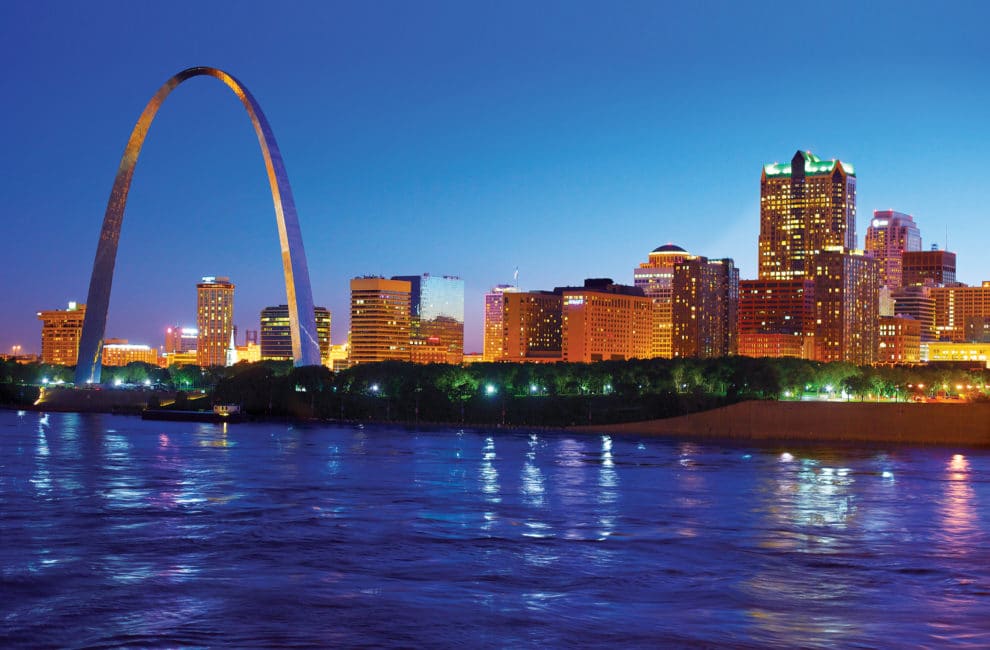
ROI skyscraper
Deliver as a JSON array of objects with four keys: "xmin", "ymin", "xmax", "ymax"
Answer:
[
  {"xmin": 483, "ymin": 284, "xmax": 518, "ymax": 362},
  {"xmin": 810, "ymin": 249, "xmax": 880, "ymax": 365},
  {"xmin": 349, "ymin": 277, "xmax": 411, "ymax": 364},
  {"xmin": 671, "ymin": 257, "xmax": 738, "ymax": 358},
  {"xmin": 392, "ymin": 274, "xmax": 465, "ymax": 364},
  {"xmin": 196, "ymin": 276, "xmax": 234, "ymax": 367},
  {"xmin": 759, "ymin": 150, "xmax": 856, "ymax": 280},
  {"xmin": 260, "ymin": 305, "xmax": 331, "ymax": 362},
  {"xmin": 634, "ymin": 243, "xmax": 691, "ymax": 358},
  {"xmin": 864, "ymin": 210, "xmax": 922, "ymax": 289},
  {"xmin": 37, "ymin": 302, "xmax": 86, "ymax": 366}
]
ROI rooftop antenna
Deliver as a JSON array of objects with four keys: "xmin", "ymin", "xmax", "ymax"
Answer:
[{"xmin": 513, "ymin": 267, "xmax": 519, "ymax": 289}]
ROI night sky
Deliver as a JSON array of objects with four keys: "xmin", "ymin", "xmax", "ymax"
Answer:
[{"xmin": 2, "ymin": 1, "xmax": 988, "ymax": 354}]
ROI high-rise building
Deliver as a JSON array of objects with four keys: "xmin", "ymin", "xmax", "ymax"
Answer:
[
  {"xmin": 349, "ymin": 277, "xmax": 411, "ymax": 364},
  {"xmin": 810, "ymin": 249, "xmax": 880, "ymax": 365},
  {"xmin": 260, "ymin": 305, "xmax": 331, "ymax": 362},
  {"xmin": 891, "ymin": 285, "xmax": 936, "ymax": 342},
  {"xmin": 671, "ymin": 258, "xmax": 739, "ymax": 359},
  {"xmin": 37, "ymin": 302, "xmax": 86, "ymax": 366},
  {"xmin": 864, "ymin": 210, "xmax": 922, "ymax": 289},
  {"xmin": 737, "ymin": 279, "xmax": 816, "ymax": 359},
  {"xmin": 164, "ymin": 326, "xmax": 198, "ymax": 354},
  {"xmin": 931, "ymin": 282, "xmax": 990, "ymax": 342},
  {"xmin": 759, "ymin": 150, "xmax": 856, "ymax": 281},
  {"xmin": 634, "ymin": 243, "xmax": 691, "ymax": 358},
  {"xmin": 196, "ymin": 276, "xmax": 235, "ymax": 367},
  {"xmin": 560, "ymin": 279, "xmax": 652, "ymax": 363},
  {"xmin": 483, "ymin": 284, "xmax": 519, "ymax": 362},
  {"xmin": 902, "ymin": 249, "xmax": 956, "ymax": 287},
  {"xmin": 392, "ymin": 274, "xmax": 465, "ymax": 365},
  {"xmin": 502, "ymin": 291, "xmax": 564, "ymax": 362},
  {"xmin": 877, "ymin": 315, "xmax": 921, "ymax": 364}
]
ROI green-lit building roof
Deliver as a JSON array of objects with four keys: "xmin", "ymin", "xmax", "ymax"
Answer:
[{"xmin": 763, "ymin": 150, "xmax": 855, "ymax": 178}]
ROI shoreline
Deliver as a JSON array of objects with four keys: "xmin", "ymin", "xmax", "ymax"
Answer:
[
  {"xmin": 570, "ymin": 400, "xmax": 990, "ymax": 447},
  {"xmin": 7, "ymin": 399, "xmax": 990, "ymax": 447}
]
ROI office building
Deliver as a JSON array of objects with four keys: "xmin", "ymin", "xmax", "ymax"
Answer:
[
  {"xmin": 903, "ymin": 249, "xmax": 956, "ymax": 287},
  {"xmin": 891, "ymin": 285, "xmax": 936, "ymax": 342},
  {"xmin": 671, "ymin": 258, "xmax": 739, "ymax": 358},
  {"xmin": 634, "ymin": 243, "xmax": 691, "ymax": 358},
  {"xmin": 37, "ymin": 302, "xmax": 86, "ymax": 366},
  {"xmin": 196, "ymin": 276, "xmax": 234, "ymax": 367},
  {"xmin": 759, "ymin": 150, "xmax": 856, "ymax": 280},
  {"xmin": 737, "ymin": 279, "xmax": 816, "ymax": 359},
  {"xmin": 864, "ymin": 210, "xmax": 921, "ymax": 289},
  {"xmin": 877, "ymin": 315, "xmax": 921, "ymax": 364},
  {"xmin": 483, "ymin": 284, "xmax": 519, "ymax": 362},
  {"xmin": 925, "ymin": 341, "xmax": 990, "ymax": 368},
  {"xmin": 392, "ymin": 274, "xmax": 465, "ymax": 364},
  {"xmin": 165, "ymin": 326, "xmax": 198, "ymax": 354},
  {"xmin": 560, "ymin": 279, "xmax": 653, "ymax": 362},
  {"xmin": 349, "ymin": 277, "xmax": 411, "ymax": 364},
  {"xmin": 498, "ymin": 291, "xmax": 564, "ymax": 362},
  {"xmin": 931, "ymin": 282, "xmax": 990, "ymax": 342},
  {"xmin": 260, "ymin": 305, "xmax": 331, "ymax": 362},
  {"xmin": 810, "ymin": 249, "xmax": 880, "ymax": 365}
]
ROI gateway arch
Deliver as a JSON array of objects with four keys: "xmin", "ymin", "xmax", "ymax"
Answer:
[{"xmin": 75, "ymin": 66, "xmax": 321, "ymax": 385}]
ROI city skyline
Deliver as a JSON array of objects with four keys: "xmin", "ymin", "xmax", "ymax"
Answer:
[{"xmin": 3, "ymin": 2, "xmax": 989, "ymax": 354}]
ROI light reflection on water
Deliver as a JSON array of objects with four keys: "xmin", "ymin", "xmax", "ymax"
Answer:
[{"xmin": 1, "ymin": 411, "xmax": 989, "ymax": 648}]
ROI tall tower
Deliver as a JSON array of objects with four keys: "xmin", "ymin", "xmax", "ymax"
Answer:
[
  {"xmin": 37, "ymin": 302, "xmax": 87, "ymax": 366},
  {"xmin": 671, "ymin": 258, "xmax": 739, "ymax": 359},
  {"xmin": 483, "ymin": 284, "xmax": 518, "ymax": 362},
  {"xmin": 759, "ymin": 150, "xmax": 856, "ymax": 280},
  {"xmin": 864, "ymin": 210, "xmax": 922, "ymax": 289},
  {"xmin": 196, "ymin": 276, "xmax": 235, "ymax": 367},
  {"xmin": 349, "ymin": 277, "xmax": 411, "ymax": 364},
  {"xmin": 633, "ymin": 243, "xmax": 691, "ymax": 358}
]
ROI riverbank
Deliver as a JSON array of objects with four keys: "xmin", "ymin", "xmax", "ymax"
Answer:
[{"xmin": 572, "ymin": 400, "xmax": 990, "ymax": 446}]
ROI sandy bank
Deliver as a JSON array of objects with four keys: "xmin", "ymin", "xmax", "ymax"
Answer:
[{"xmin": 572, "ymin": 400, "xmax": 990, "ymax": 446}]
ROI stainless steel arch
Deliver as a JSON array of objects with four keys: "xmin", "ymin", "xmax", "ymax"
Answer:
[{"xmin": 75, "ymin": 66, "xmax": 322, "ymax": 384}]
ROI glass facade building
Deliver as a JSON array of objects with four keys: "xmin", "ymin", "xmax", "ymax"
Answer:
[
  {"xmin": 260, "ymin": 305, "xmax": 331, "ymax": 362},
  {"xmin": 392, "ymin": 274, "xmax": 465, "ymax": 364}
]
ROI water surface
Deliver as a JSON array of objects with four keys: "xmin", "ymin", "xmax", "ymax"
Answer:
[{"xmin": 2, "ymin": 411, "xmax": 989, "ymax": 647}]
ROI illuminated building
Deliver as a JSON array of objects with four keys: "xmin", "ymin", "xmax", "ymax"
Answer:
[
  {"xmin": 37, "ymin": 302, "xmax": 86, "ymax": 366},
  {"xmin": 483, "ymin": 284, "xmax": 519, "ymax": 361},
  {"xmin": 392, "ymin": 274, "xmax": 465, "ymax": 364},
  {"xmin": 164, "ymin": 351, "xmax": 198, "ymax": 367},
  {"xmin": 925, "ymin": 341, "xmax": 990, "ymax": 368},
  {"xmin": 634, "ymin": 243, "xmax": 690, "ymax": 358},
  {"xmin": 236, "ymin": 342, "xmax": 261, "ymax": 363},
  {"xmin": 349, "ymin": 277, "xmax": 411, "ymax": 364},
  {"xmin": 560, "ymin": 279, "xmax": 652, "ymax": 362},
  {"xmin": 327, "ymin": 343, "xmax": 350, "ymax": 371},
  {"xmin": 164, "ymin": 326, "xmax": 198, "ymax": 354},
  {"xmin": 891, "ymin": 285, "xmax": 936, "ymax": 342},
  {"xmin": 759, "ymin": 150, "xmax": 856, "ymax": 280},
  {"xmin": 864, "ymin": 210, "xmax": 921, "ymax": 289},
  {"xmin": 196, "ymin": 276, "xmax": 235, "ymax": 367},
  {"xmin": 902, "ymin": 249, "xmax": 956, "ymax": 287},
  {"xmin": 737, "ymin": 279, "xmax": 815, "ymax": 358},
  {"xmin": 102, "ymin": 341, "xmax": 160, "ymax": 367},
  {"xmin": 260, "ymin": 305, "xmax": 331, "ymax": 361},
  {"xmin": 810, "ymin": 249, "xmax": 880, "ymax": 365},
  {"xmin": 501, "ymin": 291, "xmax": 564, "ymax": 362},
  {"xmin": 877, "ymin": 315, "xmax": 921, "ymax": 364},
  {"xmin": 672, "ymin": 258, "xmax": 738, "ymax": 358},
  {"xmin": 931, "ymin": 282, "xmax": 990, "ymax": 342}
]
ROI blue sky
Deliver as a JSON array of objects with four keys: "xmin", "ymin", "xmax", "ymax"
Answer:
[{"xmin": 2, "ymin": 1, "xmax": 988, "ymax": 354}]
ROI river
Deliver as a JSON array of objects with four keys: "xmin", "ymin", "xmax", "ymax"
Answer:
[{"xmin": 2, "ymin": 410, "xmax": 988, "ymax": 647}]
